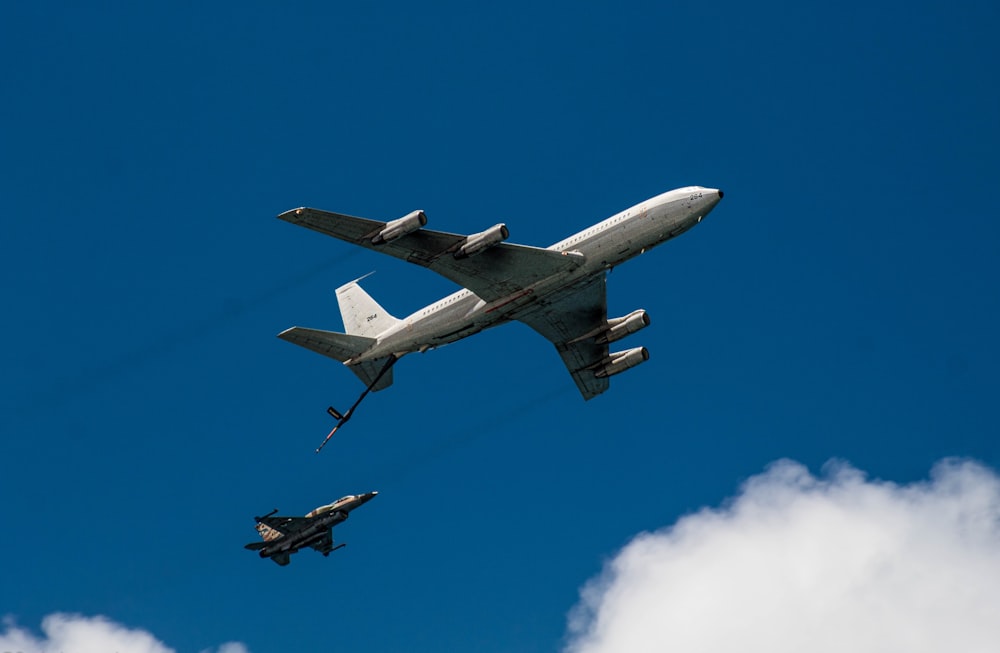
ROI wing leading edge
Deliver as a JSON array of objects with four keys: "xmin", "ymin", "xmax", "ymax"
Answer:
[
  {"xmin": 256, "ymin": 515, "xmax": 309, "ymax": 535},
  {"xmin": 278, "ymin": 208, "xmax": 582, "ymax": 303},
  {"xmin": 515, "ymin": 274, "xmax": 610, "ymax": 400}
]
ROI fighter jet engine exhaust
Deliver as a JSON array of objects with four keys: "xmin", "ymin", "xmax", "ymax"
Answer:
[
  {"xmin": 454, "ymin": 224, "xmax": 509, "ymax": 258},
  {"xmin": 594, "ymin": 347, "xmax": 649, "ymax": 378},
  {"xmin": 595, "ymin": 310, "xmax": 650, "ymax": 344},
  {"xmin": 372, "ymin": 210, "xmax": 427, "ymax": 244}
]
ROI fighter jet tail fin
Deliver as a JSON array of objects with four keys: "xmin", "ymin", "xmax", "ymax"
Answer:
[{"xmin": 336, "ymin": 276, "xmax": 400, "ymax": 338}]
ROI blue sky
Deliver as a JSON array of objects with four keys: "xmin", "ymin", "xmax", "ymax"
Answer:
[{"xmin": 2, "ymin": 2, "xmax": 999, "ymax": 652}]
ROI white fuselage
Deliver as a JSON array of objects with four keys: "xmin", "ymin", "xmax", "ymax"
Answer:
[{"xmin": 351, "ymin": 186, "xmax": 722, "ymax": 362}]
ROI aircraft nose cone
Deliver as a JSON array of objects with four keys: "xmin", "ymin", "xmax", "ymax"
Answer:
[{"xmin": 697, "ymin": 189, "xmax": 724, "ymax": 220}]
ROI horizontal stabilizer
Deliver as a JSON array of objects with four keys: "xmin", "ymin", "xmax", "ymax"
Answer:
[
  {"xmin": 278, "ymin": 327, "xmax": 374, "ymax": 363},
  {"xmin": 243, "ymin": 541, "xmax": 269, "ymax": 551},
  {"xmin": 349, "ymin": 356, "xmax": 395, "ymax": 391},
  {"xmin": 278, "ymin": 327, "xmax": 394, "ymax": 391}
]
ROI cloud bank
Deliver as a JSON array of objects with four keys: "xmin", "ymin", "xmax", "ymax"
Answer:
[
  {"xmin": 566, "ymin": 458, "xmax": 1000, "ymax": 653},
  {"xmin": 0, "ymin": 613, "xmax": 248, "ymax": 653}
]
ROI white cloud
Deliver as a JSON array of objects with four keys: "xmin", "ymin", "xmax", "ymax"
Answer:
[
  {"xmin": 566, "ymin": 458, "xmax": 1000, "ymax": 653},
  {"xmin": 0, "ymin": 613, "xmax": 249, "ymax": 653},
  {"xmin": 209, "ymin": 644, "xmax": 250, "ymax": 653}
]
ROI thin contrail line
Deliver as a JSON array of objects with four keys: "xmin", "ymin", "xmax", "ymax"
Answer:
[
  {"xmin": 10, "ymin": 252, "xmax": 360, "ymax": 421},
  {"xmin": 375, "ymin": 384, "xmax": 574, "ymax": 487}
]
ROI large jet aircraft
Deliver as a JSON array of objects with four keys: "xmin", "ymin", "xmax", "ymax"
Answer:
[
  {"xmin": 244, "ymin": 491, "xmax": 378, "ymax": 566},
  {"xmin": 278, "ymin": 186, "xmax": 723, "ymax": 401}
]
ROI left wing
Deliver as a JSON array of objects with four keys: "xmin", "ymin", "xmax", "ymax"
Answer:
[
  {"xmin": 516, "ymin": 274, "xmax": 610, "ymax": 400},
  {"xmin": 257, "ymin": 516, "xmax": 310, "ymax": 535},
  {"xmin": 279, "ymin": 208, "xmax": 582, "ymax": 303}
]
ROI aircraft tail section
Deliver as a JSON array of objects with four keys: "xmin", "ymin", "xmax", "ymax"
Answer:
[
  {"xmin": 278, "ymin": 327, "xmax": 375, "ymax": 364},
  {"xmin": 349, "ymin": 356, "xmax": 395, "ymax": 391},
  {"xmin": 277, "ymin": 327, "xmax": 396, "ymax": 391},
  {"xmin": 336, "ymin": 277, "xmax": 400, "ymax": 338}
]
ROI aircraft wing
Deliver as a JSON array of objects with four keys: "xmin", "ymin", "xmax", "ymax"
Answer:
[
  {"xmin": 515, "ymin": 274, "xmax": 610, "ymax": 400},
  {"xmin": 257, "ymin": 515, "xmax": 310, "ymax": 535},
  {"xmin": 279, "ymin": 208, "xmax": 583, "ymax": 303},
  {"xmin": 309, "ymin": 531, "xmax": 334, "ymax": 554}
]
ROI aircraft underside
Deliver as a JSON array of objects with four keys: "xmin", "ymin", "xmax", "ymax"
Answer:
[{"xmin": 278, "ymin": 186, "xmax": 723, "ymax": 402}]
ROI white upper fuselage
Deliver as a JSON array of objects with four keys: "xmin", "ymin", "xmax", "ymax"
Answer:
[{"xmin": 349, "ymin": 186, "xmax": 723, "ymax": 363}]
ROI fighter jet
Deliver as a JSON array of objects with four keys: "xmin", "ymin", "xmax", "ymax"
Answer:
[
  {"xmin": 244, "ymin": 491, "xmax": 378, "ymax": 566},
  {"xmin": 279, "ymin": 186, "xmax": 723, "ymax": 402}
]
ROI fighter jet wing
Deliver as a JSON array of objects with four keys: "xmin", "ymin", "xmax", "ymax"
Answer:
[
  {"xmin": 279, "ymin": 208, "xmax": 583, "ymax": 303},
  {"xmin": 515, "ymin": 274, "xmax": 610, "ymax": 400},
  {"xmin": 309, "ymin": 531, "xmax": 334, "ymax": 554},
  {"xmin": 257, "ymin": 515, "xmax": 310, "ymax": 535}
]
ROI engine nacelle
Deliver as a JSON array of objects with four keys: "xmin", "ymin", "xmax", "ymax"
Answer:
[
  {"xmin": 454, "ymin": 223, "xmax": 509, "ymax": 259},
  {"xmin": 594, "ymin": 346, "xmax": 649, "ymax": 378},
  {"xmin": 372, "ymin": 210, "xmax": 427, "ymax": 244},
  {"xmin": 596, "ymin": 309, "xmax": 650, "ymax": 344}
]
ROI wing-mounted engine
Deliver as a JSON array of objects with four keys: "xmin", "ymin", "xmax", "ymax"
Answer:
[
  {"xmin": 372, "ymin": 210, "xmax": 427, "ymax": 244},
  {"xmin": 454, "ymin": 224, "xmax": 509, "ymax": 259},
  {"xmin": 595, "ymin": 309, "xmax": 650, "ymax": 344},
  {"xmin": 594, "ymin": 346, "xmax": 649, "ymax": 378}
]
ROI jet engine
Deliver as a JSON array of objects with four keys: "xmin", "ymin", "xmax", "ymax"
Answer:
[
  {"xmin": 454, "ymin": 224, "xmax": 509, "ymax": 258},
  {"xmin": 594, "ymin": 346, "xmax": 649, "ymax": 378},
  {"xmin": 372, "ymin": 210, "xmax": 427, "ymax": 244},
  {"xmin": 595, "ymin": 309, "xmax": 650, "ymax": 344}
]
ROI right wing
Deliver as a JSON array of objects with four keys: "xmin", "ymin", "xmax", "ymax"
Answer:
[
  {"xmin": 309, "ymin": 531, "xmax": 334, "ymax": 554},
  {"xmin": 515, "ymin": 274, "xmax": 611, "ymax": 400},
  {"xmin": 279, "ymin": 208, "xmax": 582, "ymax": 303}
]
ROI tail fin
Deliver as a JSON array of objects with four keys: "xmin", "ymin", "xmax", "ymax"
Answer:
[{"xmin": 336, "ymin": 277, "xmax": 400, "ymax": 338}]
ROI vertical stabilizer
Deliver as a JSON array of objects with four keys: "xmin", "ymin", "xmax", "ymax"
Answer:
[{"xmin": 336, "ymin": 277, "xmax": 400, "ymax": 338}]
